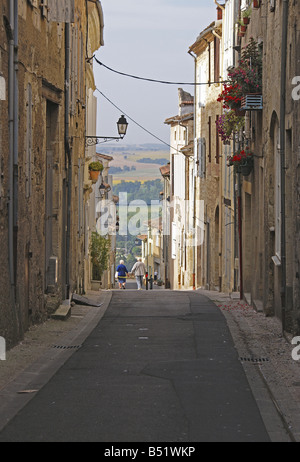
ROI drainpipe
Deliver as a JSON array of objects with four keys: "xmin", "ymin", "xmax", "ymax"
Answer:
[
  {"xmin": 8, "ymin": 0, "xmax": 21, "ymax": 336},
  {"xmin": 13, "ymin": 0, "xmax": 19, "ymax": 285},
  {"xmin": 65, "ymin": 23, "xmax": 71, "ymax": 300},
  {"xmin": 8, "ymin": 0, "xmax": 15, "ymax": 298},
  {"xmin": 280, "ymin": 0, "xmax": 288, "ymax": 332}
]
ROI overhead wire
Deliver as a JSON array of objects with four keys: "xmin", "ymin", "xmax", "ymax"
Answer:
[
  {"xmin": 93, "ymin": 56, "xmax": 227, "ymax": 86},
  {"xmin": 93, "ymin": 56, "xmax": 226, "ymax": 150},
  {"xmin": 95, "ymin": 88, "xmax": 184, "ymax": 153}
]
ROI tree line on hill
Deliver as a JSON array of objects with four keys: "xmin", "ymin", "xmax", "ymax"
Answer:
[{"xmin": 113, "ymin": 179, "xmax": 163, "ymax": 205}]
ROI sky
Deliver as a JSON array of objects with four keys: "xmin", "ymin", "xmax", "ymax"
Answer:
[{"xmin": 94, "ymin": 0, "xmax": 218, "ymax": 147}]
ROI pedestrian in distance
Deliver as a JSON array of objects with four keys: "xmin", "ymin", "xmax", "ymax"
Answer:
[
  {"xmin": 131, "ymin": 258, "xmax": 146, "ymax": 290},
  {"xmin": 116, "ymin": 260, "xmax": 129, "ymax": 289}
]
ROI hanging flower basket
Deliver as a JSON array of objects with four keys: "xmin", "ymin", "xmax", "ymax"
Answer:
[
  {"xmin": 217, "ymin": 39, "xmax": 262, "ymax": 113},
  {"xmin": 228, "ymin": 147, "xmax": 254, "ymax": 175},
  {"xmin": 216, "ymin": 110, "xmax": 245, "ymax": 143},
  {"xmin": 241, "ymin": 163, "xmax": 253, "ymax": 176}
]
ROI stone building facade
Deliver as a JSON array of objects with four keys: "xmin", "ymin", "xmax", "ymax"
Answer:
[
  {"xmin": 188, "ymin": 20, "xmax": 223, "ymax": 291},
  {"xmin": 164, "ymin": 89, "xmax": 194, "ymax": 290},
  {"xmin": 237, "ymin": 0, "xmax": 300, "ymax": 334},
  {"xmin": 0, "ymin": 0, "xmax": 104, "ymax": 348},
  {"xmin": 162, "ymin": 0, "xmax": 299, "ymax": 336}
]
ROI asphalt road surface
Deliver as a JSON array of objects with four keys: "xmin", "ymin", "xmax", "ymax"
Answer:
[{"xmin": 0, "ymin": 289, "xmax": 271, "ymax": 442}]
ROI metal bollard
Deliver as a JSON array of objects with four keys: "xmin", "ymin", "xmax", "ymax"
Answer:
[{"xmin": 145, "ymin": 273, "xmax": 148, "ymax": 290}]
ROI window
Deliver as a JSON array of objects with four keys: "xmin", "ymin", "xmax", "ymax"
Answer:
[
  {"xmin": 172, "ymin": 222, "xmax": 177, "ymax": 259},
  {"xmin": 25, "ymin": 84, "xmax": 33, "ymax": 198},
  {"xmin": 208, "ymin": 116, "xmax": 212, "ymax": 162},
  {"xmin": 215, "ymin": 115, "xmax": 220, "ymax": 164},
  {"xmin": 197, "ymin": 65, "xmax": 206, "ymax": 108},
  {"xmin": 40, "ymin": 0, "xmax": 49, "ymax": 19},
  {"xmin": 156, "ymin": 232, "xmax": 160, "ymax": 248},
  {"xmin": 0, "ymin": 75, "xmax": 5, "ymax": 101},
  {"xmin": 270, "ymin": 0, "xmax": 275, "ymax": 12},
  {"xmin": 197, "ymin": 138, "xmax": 206, "ymax": 178},
  {"xmin": 214, "ymin": 37, "xmax": 220, "ymax": 83}
]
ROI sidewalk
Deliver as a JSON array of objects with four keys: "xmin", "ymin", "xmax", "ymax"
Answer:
[
  {"xmin": 197, "ymin": 288, "xmax": 300, "ymax": 442},
  {"xmin": 0, "ymin": 291, "xmax": 111, "ymax": 392}
]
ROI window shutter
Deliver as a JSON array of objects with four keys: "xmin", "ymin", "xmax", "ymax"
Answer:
[{"xmin": 198, "ymin": 138, "xmax": 206, "ymax": 178}]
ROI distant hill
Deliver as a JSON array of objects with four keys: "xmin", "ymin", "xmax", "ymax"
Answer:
[
  {"xmin": 113, "ymin": 179, "xmax": 163, "ymax": 205},
  {"xmin": 97, "ymin": 143, "xmax": 168, "ymax": 154},
  {"xmin": 99, "ymin": 144, "xmax": 170, "ymax": 184},
  {"xmin": 137, "ymin": 158, "xmax": 169, "ymax": 165}
]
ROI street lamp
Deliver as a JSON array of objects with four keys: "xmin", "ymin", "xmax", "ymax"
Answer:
[
  {"xmin": 99, "ymin": 183, "xmax": 106, "ymax": 197},
  {"xmin": 117, "ymin": 115, "xmax": 128, "ymax": 138},
  {"xmin": 85, "ymin": 115, "xmax": 128, "ymax": 147}
]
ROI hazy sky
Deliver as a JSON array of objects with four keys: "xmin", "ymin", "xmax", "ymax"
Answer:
[{"xmin": 94, "ymin": 0, "xmax": 217, "ymax": 147}]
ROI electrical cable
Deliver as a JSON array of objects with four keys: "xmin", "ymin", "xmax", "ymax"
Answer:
[
  {"xmin": 96, "ymin": 88, "xmax": 184, "ymax": 153},
  {"xmin": 93, "ymin": 56, "xmax": 227, "ymax": 86}
]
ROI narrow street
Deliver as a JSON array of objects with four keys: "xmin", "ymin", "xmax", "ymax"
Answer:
[{"xmin": 0, "ymin": 288, "xmax": 280, "ymax": 443}]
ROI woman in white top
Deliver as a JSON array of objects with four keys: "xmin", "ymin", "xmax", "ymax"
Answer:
[{"xmin": 131, "ymin": 258, "xmax": 146, "ymax": 290}]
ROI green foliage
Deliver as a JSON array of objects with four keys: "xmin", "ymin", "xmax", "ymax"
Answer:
[
  {"xmin": 242, "ymin": 7, "xmax": 252, "ymax": 18},
  {"xmin": 89, "ymin": 232, "xmax": 110, "ymax": 280},
  {"xmin": 137, "ymin": 157, "xmax": 169, "ymax": 165},
  {"xmin": 89, "ymin": 161, "xmax": 103, "ymax": 171},
  {"xmin": 113, "ymin": 179, "xmax": 163, "ymax": 205}
]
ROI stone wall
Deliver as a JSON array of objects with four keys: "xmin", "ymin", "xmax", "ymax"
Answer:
[{"xmin": 0, "ymin": 0, "xmax": 91, "ymax": 348}]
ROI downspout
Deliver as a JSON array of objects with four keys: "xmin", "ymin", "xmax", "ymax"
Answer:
[
  {"xmin": 280, "ymin": 0, "xmax": 289, "ymax": 332},
  {"xmin": 8, "ymin": 0, "xmax": 21, "ymax": 335},
  {"xmin": 13, "ymin": 0, "xmax": 19, "ymax": 292},
  {"xmin": 8, "ymin": 0, "xmax": 15, "ymax": 299},
  {"xmin": 188, "ymin": 49, "xmax": 197, "ymax": 290},
  {"xmin": 65, "ymin": 23, "xmax": 72, "ymax": 300}
]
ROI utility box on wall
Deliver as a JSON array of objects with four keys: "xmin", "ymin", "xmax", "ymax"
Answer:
[{"xmin": 0, "ymin": 76, "xmax": 6, "ymax": 100}]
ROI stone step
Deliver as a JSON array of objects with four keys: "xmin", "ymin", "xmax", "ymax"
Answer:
[{"xmin": 51, "ymin": 303, "xmax": 71, "ymax": 321}]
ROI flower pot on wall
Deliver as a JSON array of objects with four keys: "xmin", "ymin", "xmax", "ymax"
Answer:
[
  {"xmin": 89, "ymin": 170, "xmax": 100, "ymax": 182},
  {"xmin": 253, "ymin": 0, "xmax": 260, "ymax": 8},
  {"xmin": 240, "ymin": 25, "xmax": 247, "ymax": 33},
  {"xmin": 243, "ymin": 17, "xmax": 250, "ymax": 25}
]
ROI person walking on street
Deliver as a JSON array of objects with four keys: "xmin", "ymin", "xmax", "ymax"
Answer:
[
  {"xmin": 131, "ymin": 258, "xmax": 146, "ymax": 290},
  {"xmin": 116, "ymin": 260, "xmax": 129, "ymax": 289}
]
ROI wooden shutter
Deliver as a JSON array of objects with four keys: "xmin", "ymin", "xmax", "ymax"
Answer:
[{"xmin": 214, "ymin": 37, "xmax": 220, "ymax": 83}]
